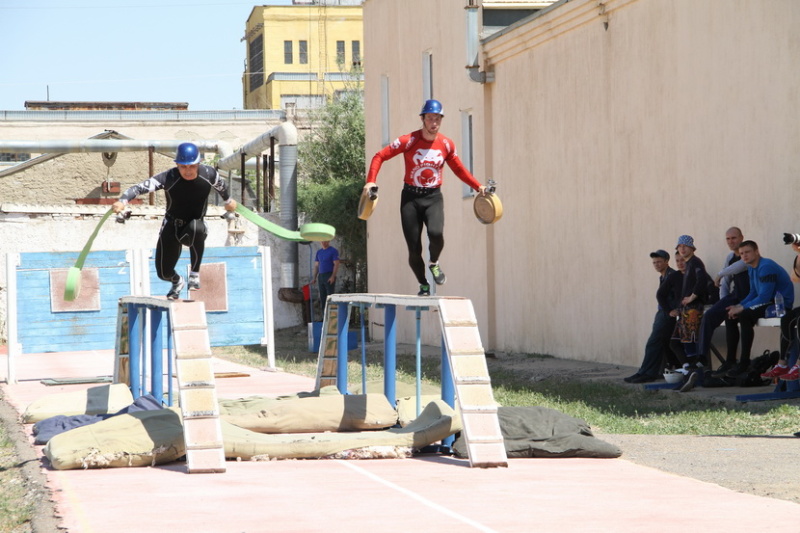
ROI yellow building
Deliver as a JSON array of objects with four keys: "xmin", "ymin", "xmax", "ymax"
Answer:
[{"xmin": 243, "ymin": 2, "xmax": 364, "ymax": 110}]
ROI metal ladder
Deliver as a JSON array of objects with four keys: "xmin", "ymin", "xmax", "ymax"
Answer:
[
  {"xmin": 170, "ymin": 300, "xmax": 226, "ymax": 473},
  {"xmin": 315, "ymin": 302, "xmax": 342, "ymax": 389}
]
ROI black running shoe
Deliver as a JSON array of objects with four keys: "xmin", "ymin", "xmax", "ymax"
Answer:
[
  {"xmin": 418, "ymin": 284, "xmax": 431, "ymax": 296},
  {"xmin": 429, "ymin": 264, "xmax": 447, "ymax": 285},
  {"xmin": 679, "ymin": 371, "xmax": 699, "ymax": 392}
]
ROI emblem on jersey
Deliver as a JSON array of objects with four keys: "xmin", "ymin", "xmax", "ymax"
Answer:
[
  {"xmin": 412, "ymin": 149, "xmax": 445, "ymax": 167},
  {"xmin": 410, "ymin": 148, "xmax": 445, "ymax": 187}
]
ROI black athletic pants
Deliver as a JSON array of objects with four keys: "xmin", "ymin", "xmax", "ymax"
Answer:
[
  {"xmin": 155, "ymin": 218, "xmax": 207, "ymax": 281},
  {"xmin": 400, "ymin": 188, "xmax": 444, "ymax": 285}
]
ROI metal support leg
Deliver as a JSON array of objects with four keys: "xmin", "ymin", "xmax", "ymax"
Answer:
[
  {"xmin": 415, "ymin": 308, "xmax": 423, "ymax": 418},
  {"xmin": 441, "ymin": 337, "xmax": 455, "ymax": 448},
  {"xmin": 383, "ymin": 304, "xmax": 397, "ymax": 406},
  {"xmin": 166, "ymin": 308, "xmax": 174, "ymax": 406},
  {"xmin": 127, "ymin": 303, "xmax": 141, "ymax": 399},
  {"xmin": 151, "ymin": 308, "xmax": 164, "ymax": 404},
  {"xmin": 336, "ymin": 302, "xmax": 350, "ymax": 394},
  {"xmin": 359, "ymin": 303, "xmax": 368, "ymax": 393}
]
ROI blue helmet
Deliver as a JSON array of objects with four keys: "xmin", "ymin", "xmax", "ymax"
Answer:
[
  {"xmin": 174, "ymin": 142, "xmax": 201, "ymax": 165},
  {"xmin": 419, "ymin": 99, "xmax": 444, "ymax": 116}
]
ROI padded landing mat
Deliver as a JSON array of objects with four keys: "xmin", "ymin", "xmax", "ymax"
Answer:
[{"xmin": 42, "ymin": 400, "xmax": 461, "ymax": 469}]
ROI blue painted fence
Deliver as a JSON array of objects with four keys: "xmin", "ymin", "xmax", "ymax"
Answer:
[{"xmin": 14, "ymin": 246, "xmax": 268, "ymax": 354}]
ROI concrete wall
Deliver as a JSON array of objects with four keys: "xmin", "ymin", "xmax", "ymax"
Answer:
[{"xmin": 363, "ymin": 0, "xmax": 799, "ymax": 365}]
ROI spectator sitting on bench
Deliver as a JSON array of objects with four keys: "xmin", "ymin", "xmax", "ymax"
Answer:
[
  {"xmin": 660, "ymin": 252, "xmax": 689, "ymax": 372},
  {"xmin": 726, "ymin": 240, "xmax": 794, "ymax": 379},
  {"xmin": 697, "ymin": 227, "xmax": 750, "ymax": 378},
  {"xmin": 761, "ymin": 242, "xmax": 800, "ymax": 381},
  {"xmin": 672, "ymin": 235, "xmax": 711, "ymax": 392},
  {"xmin": 624, "ymin": 249, "xmax": 681, "ymax": 384}
]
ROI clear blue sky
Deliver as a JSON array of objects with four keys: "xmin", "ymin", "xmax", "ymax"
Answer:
[{"xmin": 0, "ymin": 0, "xmax": 293, "ymax": 110}]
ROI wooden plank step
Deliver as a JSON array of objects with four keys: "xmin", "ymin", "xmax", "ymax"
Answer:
[
  {"xmin": 169, "ymin": 301, "xmax": 208, "ymax": 328},
  {"xmin": 438, "ymin": 298, "xmax": 478, "ymax": 327},
  {"xmin": 443, "ymin": 326, "xmax": 484, "ymax": 355},
  {"xmin": 438, "ymin": 298, "xmax": 507, "ymax": 468},
  {"xmin": 182, "ymin": 417, "xmax": 224, "ymax": 448},
  {"xmin": 465, "ymin": 443, "xmax": 509, "ymax": 468},
  {"xmin": 185, "ymin": 448, "xmax": 226, "ymax": 474},
  {"xmin": 172, "ymin": 330, "xmax": 212, "ymax": 358}
]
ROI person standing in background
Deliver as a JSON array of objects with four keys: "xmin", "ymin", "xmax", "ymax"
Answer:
[{"xmin": 313, "ymin": 240, "xmax": 340, "ymax": 308}]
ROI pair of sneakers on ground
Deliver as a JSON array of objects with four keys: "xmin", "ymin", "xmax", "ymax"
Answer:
[
  {"xmin": 418, "ymin": 263, "xmax": 446, "ymax": 296},
  {"xmin": 760, "ymin": 363, "xmax": 800, "ymax": 381},
  {"xmin": 167, "ymin": 273, "xmax": 201, "ymax": 300}
]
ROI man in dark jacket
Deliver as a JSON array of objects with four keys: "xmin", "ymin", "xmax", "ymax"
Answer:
[
  {"xmin": 624, "ymin": 249, "xmax": 679, "ymax": 383},
  {"xmin": 697, "ymin": 227, "xmax": 750, "ymax": 377}
]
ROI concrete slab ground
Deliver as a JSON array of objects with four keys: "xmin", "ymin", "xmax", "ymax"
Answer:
[{"xmin": 2, "ymin": 349, "xmax": 800, "ymax": 533}]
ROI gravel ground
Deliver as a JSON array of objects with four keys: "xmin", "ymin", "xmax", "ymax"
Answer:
[{"xmin": 483, "ymin": 351, "xmax": 800, "ymax": 505}]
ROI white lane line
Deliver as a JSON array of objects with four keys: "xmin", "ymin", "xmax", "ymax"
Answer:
[{"xmin": 336, "ymin": 460, "xmax": 499, "ymax": 533}]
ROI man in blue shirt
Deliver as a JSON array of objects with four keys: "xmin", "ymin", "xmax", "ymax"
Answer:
[
  {"xmin": 313, "ymin": 240, "xmax": 340, "ymax": 310},
  {"xmin": 725, "ymin": 240, "xmax": 794, "ymax": 376}
]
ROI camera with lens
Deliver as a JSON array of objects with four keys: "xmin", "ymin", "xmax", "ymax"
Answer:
[{"xmin": 783, "ymin": 233, "xmax": 800, "ymax": 245}]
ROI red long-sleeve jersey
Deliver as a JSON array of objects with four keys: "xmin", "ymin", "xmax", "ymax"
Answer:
[{"xmin": 366, "ymin": 130, "xmax": 482, "ymax": 191}]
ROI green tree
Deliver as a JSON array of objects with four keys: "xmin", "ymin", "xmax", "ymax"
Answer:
[{"xmin": 298, "ymin": 90, "xmax": 367, "ymax": 291}]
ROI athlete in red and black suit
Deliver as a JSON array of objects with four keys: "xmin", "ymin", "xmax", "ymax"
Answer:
[{"xmin": 364, "ymin": 100, "xmax": 485, "ymax": 295}]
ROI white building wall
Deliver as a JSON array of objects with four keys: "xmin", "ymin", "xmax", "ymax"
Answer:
[{"xmin": 364, "ymin": 0, "xmax": 800, "ymax": 365}]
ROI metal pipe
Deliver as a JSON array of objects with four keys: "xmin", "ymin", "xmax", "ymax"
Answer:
[
  {"xmin": 217, "ymin": 121, "xmax": 296, "ymax": 171},
  {"xmin": 465, "ymin": 2, "xmax": 495, "ymax": 84},
  {"xmin": 255, "ymin": 153, "xmax": 261, "ymax": 212},
  {"xmin": 240, "ymin": 153, "xmax": 247, "ymax": 206},
  {"xmin": 279, "ymin": 141, "xmax": 299, "ymax": 288},
  {"xmin": 0, "ymin": 139, "xmax": 233, "ymax": 157},
  {"xmin": 147, "ymin": 147, "xmax": 155, "ymax": 205}
]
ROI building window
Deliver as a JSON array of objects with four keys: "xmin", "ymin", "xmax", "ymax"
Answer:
[
  {"xmin": 381, "ymin": 75, "xmax": 390, "ymax": 146},
  {"xmin": 460, "ymin": 110, "xmax": 475, "ymax": 198},
  {"xmin": 299, "ymin": 40, "xmax": 308, "ymax": 65},
  {"xmin": 284, "ymin": 40, "xmax": 293, "ymax": 64},
  {"xmin": 0, "ymin": 152, "xmax": 30, "ymax": 162},
  {"xmin": 336, "ymin": 40, "xmax": 345, "ymax": 66},
  {"xmin": 422, "ymin": 51, "xmax": 433, "ymax": 100},
  {"xmin": 352, "ymin": 41, "xmax": 361, "ymax": 68},
  {"xmin": 249, "ymin": 35, "xmax": 264, "ymax": 91}
]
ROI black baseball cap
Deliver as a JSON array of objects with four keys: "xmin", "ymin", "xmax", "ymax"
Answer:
[{"xmin": 650, "ymin": 249, "xmax": 670, "ymax": 261}]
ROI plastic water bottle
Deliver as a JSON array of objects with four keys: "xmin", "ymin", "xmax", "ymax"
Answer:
[{"xmin": 775, "ymin": 292, "xmax": 786, "ymax": 318}]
